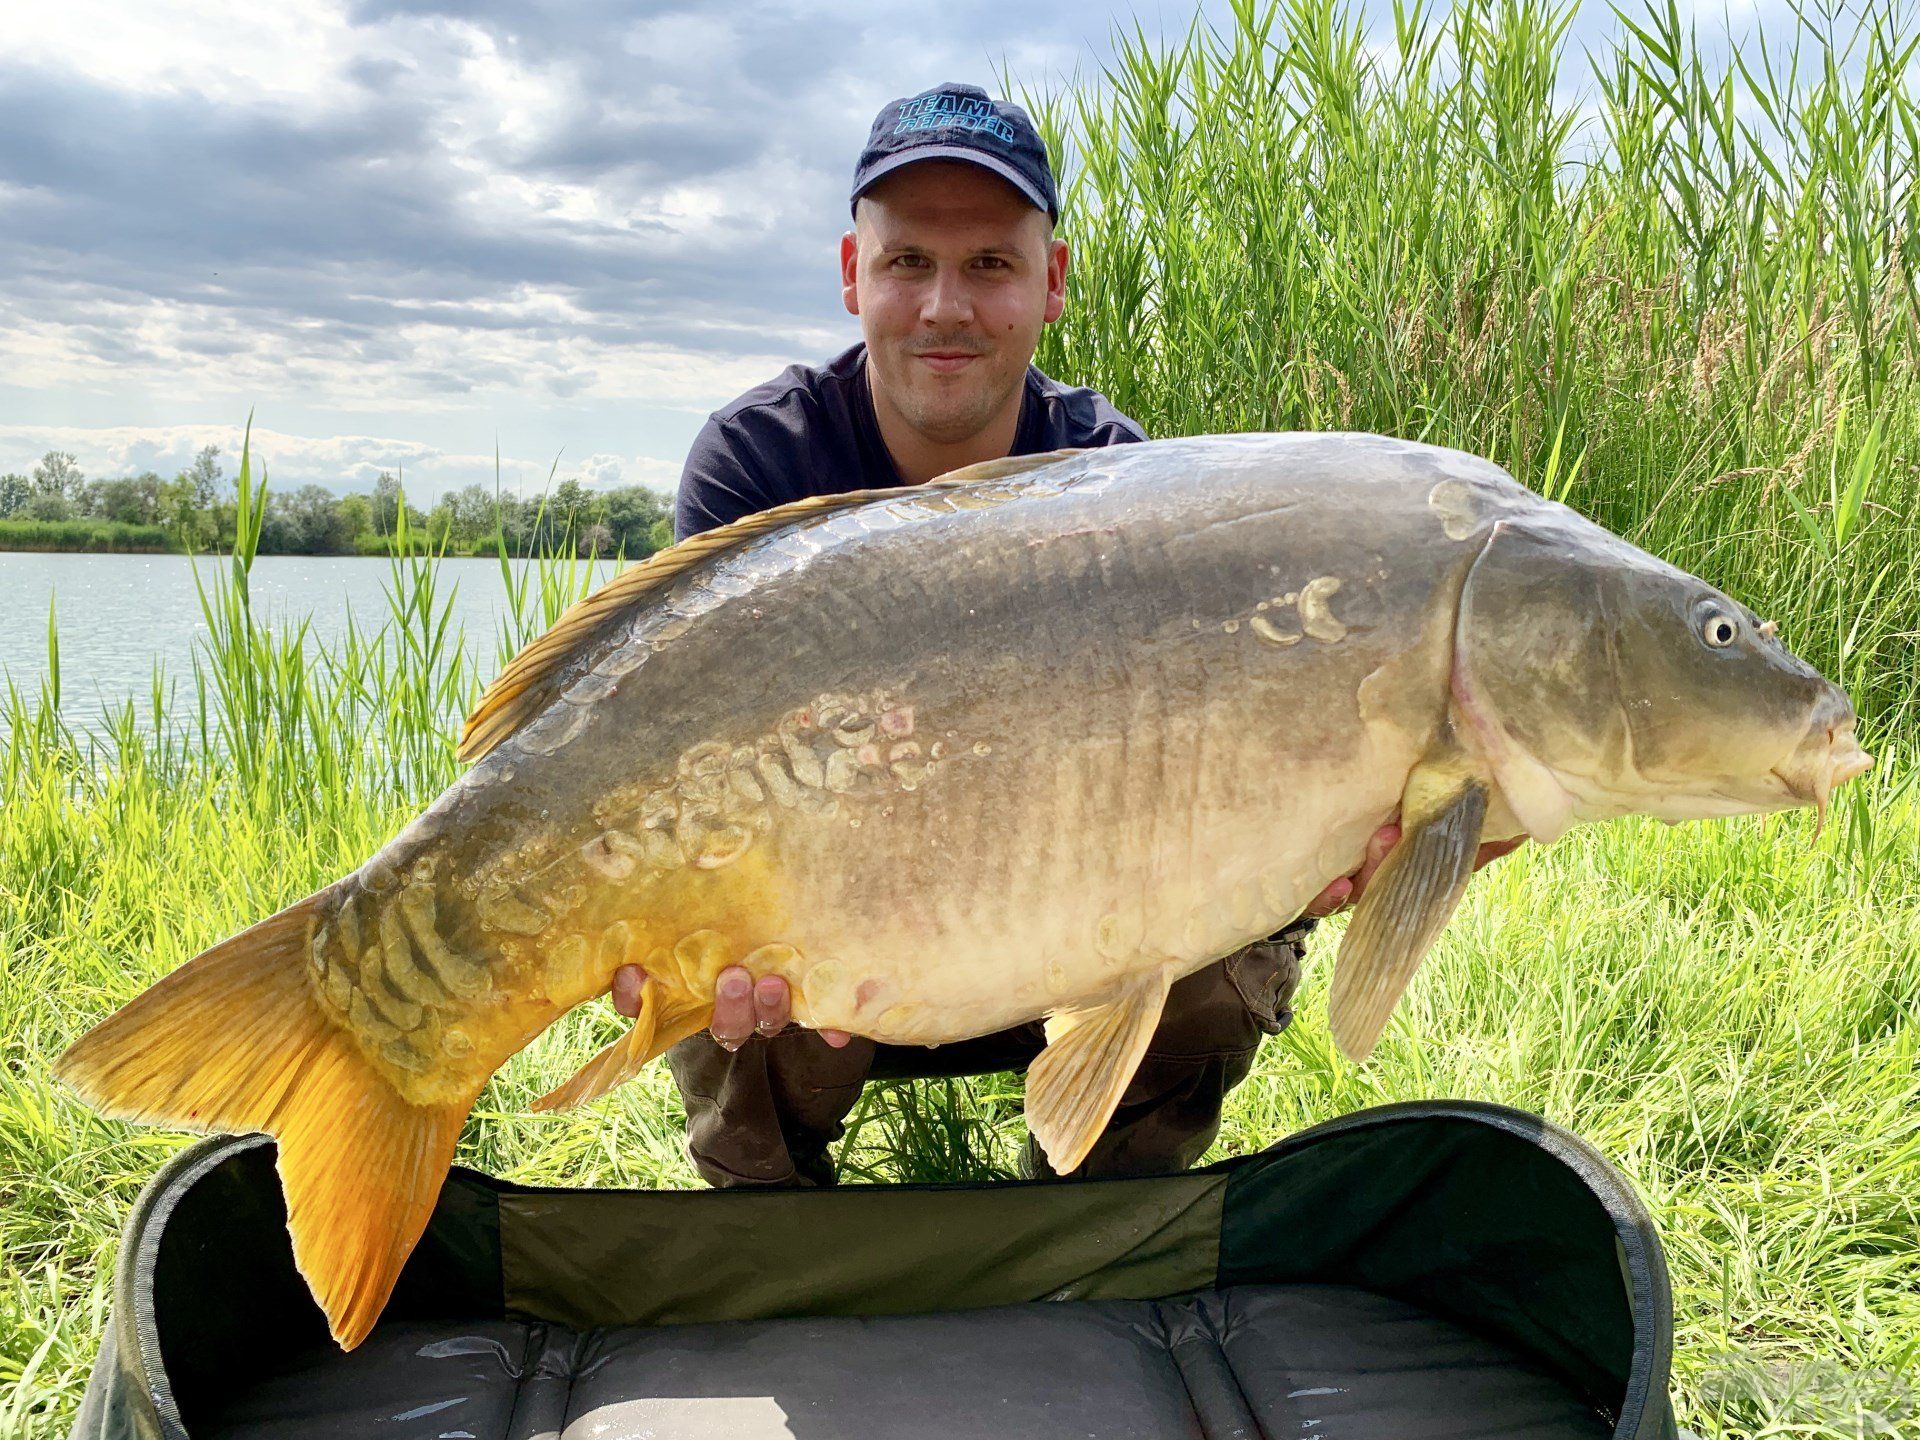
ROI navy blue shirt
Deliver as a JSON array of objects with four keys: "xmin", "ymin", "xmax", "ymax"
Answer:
[{"xmin": 673, "ymin": 341, "xmax": 1145, "ymax": 540}]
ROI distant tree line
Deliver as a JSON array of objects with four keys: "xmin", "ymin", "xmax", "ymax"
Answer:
[{"xmin": 0, "ymin": 447, "xmax": 675, "ymax": 559}]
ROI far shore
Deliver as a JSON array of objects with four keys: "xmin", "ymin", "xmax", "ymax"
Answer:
[
  {"xmin": 0, "ymin": 525, "xmax": 585, "ymax": 561},
  {"xmin": 0, "ymin": 521, "xmax": 175, "ymax": 555}
]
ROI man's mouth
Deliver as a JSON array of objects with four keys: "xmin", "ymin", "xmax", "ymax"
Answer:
[{"xmin": 915, "ymin": 350, "xmax": 983, "ymax": 374}]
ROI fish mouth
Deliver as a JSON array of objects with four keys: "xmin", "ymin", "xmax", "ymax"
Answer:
[{"xmin": 1771, "ymin": 725, "xmax": 1873, "ymax": 839}]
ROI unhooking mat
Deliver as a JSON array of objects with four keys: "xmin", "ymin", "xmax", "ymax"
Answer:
[{"xmin": 69, "ymin": 1099, "xmax": 1677, "ymax": 1439}]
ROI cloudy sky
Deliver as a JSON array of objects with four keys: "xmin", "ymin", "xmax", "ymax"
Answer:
[{"xmin": 2, "ymin": 0, "xmax": 1757, "ymax": 501}]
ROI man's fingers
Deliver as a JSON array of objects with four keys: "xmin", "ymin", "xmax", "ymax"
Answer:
[
  {"xmin": 1358, "ymin": 822, "xmax": 1401, "ymax": 881},
  {"xmin": 754, "ymin": 975, "xmax": 792, "ymax": 1037},
  {"xmin": 1305, "ymin": 875, "xmax": 1353, "ymax": 918},
  {"xmin": 1304, "ymin": 822, "xmax": 1400, "ymax": 917},
  {"xmin": 611, "ymin": 964, "xmax": 645, "ymax": 1018},
  {"xmin": 621, "ymin": 963, "xmax": 847, "ymax": 1051},
  {"xmin": 711, "ymin": 967, "xmax": 754, "ymax": 1050},
  {"xmin": 1342, "ymin": 823, "xmax": 1402, "ymax": 908}
]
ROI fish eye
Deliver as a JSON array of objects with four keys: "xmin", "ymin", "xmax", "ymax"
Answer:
[{"xmin": 1701, "ymin": 612, "xmax": 1739, "ymax": 648}]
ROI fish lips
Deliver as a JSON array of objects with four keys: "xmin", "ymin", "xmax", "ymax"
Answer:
[
  {"xmin": 1625, "ymin": 713, "xmax": 1870, "ymax": 829},
  {"xmin": 1770, "ymin": 726, "xmax": 1873, "ymax": 831},
  {"xmin": 1758, "ymin": 681, "xmax": 1872, "ymax": 838}
]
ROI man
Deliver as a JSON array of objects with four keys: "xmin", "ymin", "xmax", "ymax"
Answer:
[{"xmin": 611, "ymin": 83, "xmax": 1518, "ymax": 1188}]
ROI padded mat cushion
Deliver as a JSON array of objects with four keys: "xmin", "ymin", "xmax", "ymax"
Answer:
[{"xmin": 197, "ymin": 1283, "xmax": 1612, "ymax": 1439}]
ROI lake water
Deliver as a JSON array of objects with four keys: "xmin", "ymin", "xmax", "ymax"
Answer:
[{"xmin": 0, "ymin": 551, "xmax": 592, "ymax": 728}]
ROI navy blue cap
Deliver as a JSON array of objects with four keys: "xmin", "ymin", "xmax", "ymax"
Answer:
[{"xmin": 850, "ymin": 83, "xmax": 1059, "ymax": 222}]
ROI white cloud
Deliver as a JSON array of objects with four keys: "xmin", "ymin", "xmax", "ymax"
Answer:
[
  {"xmin": 0, "ymin": 423, "xmax": 680, "ymax": 498},
  {"xmin": 578, "ymin": 452, "xmax": 631, "ymax": 488},
  {"xmin": 7, "ymin": 0, "xmax": 365, "ymax": 105},
  {"xmin": 0, "ymin": 286, "xmax": 809, "ymax": 412}
]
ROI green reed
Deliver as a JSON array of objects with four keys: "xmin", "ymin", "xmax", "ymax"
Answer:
[{"xmin": 4, "ymin": 1, "xmax": 1919, "ymax": 1435}]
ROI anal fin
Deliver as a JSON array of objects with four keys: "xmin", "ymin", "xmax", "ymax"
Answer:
[
  {"xmin": 1329, "ymin": 757, "xmax": 1490, "ymax": 1063},
  {"xmin": 531, "ymin": 980, "xmax": 711, "ymax": 1113},
  {"xmin": 1026, "ymin": 972, "xmax": 1171, "ymax": 1176}
]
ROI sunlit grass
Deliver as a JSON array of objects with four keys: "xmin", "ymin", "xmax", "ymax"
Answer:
[{"xmin": 4, "ymin": 1, "xmax": 1920, "ymax": 1436}]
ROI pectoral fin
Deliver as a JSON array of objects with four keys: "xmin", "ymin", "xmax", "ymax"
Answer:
[
  {"xmin": 1026, "ymin": 972, "xmax": 1171, "ymax": 1175},
  {"xmin": 1329, "ymin": 763, "xmax": 1490, "ymax": 1064},
  {"xmin": 531, "ymin": 982, "xmax": 712, "ymax": 1113}
]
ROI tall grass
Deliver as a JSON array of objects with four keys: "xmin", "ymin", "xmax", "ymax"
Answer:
[{"xmin": 2, "ymin": 2, "xmax": 1918, "ymax": 1437}]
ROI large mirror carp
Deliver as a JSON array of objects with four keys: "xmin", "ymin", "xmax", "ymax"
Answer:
[{"xmin": 57, "ymin": 432, "xmax": 1871, "ymax": 1348}]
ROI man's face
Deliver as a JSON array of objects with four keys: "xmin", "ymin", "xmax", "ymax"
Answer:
[{"xmin": 841, "ymin": 160, "xmax": 1068, "ymax": 446}]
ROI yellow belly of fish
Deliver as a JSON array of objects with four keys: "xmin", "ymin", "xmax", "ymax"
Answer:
[
  {"xmin": 730, "ymin": 799, "xmax": 1390, "ymax": 1047},
  {"xmin": 511, "ymin": 675, "xmax": 1424, "ymax": 1069}
]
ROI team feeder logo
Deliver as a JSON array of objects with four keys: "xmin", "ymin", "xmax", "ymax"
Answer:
[{"xmin": 893, "ymin": 92, "xmax": 1017, "ymax": 144}]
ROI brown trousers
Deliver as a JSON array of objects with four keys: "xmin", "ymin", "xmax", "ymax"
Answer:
[{"xmin": 665, "ymin": 925, "xmax": 1310, "ymax": 1188}]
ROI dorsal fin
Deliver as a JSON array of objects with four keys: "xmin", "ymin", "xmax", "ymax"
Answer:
[
  {"xmin": 455, "ymin": 447, "xmax": 1089, "ymax": 763},
  {"xmin": 929, "ymin": 447, "xmax": 1085, "ymax": 484}
]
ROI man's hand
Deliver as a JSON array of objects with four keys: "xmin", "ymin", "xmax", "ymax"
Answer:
[
  {"xmin": 611, "ymin": 965, "xmax": 853, "ymax": 1053},
  {"xmin": 1303, "ymin": 823, "xmax": 1527, "ymax": 918}
]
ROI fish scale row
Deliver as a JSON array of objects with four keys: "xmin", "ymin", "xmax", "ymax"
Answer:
[{"xmin": 308, "ymin": 882, "xmax": 489, "ymax": 1081}]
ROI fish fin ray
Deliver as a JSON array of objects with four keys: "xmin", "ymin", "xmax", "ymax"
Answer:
[
  {"xmin": 1026, "ymin": 972, "xmax": 1170, "ymax": 1176},
  {"xmin": 929, "ymin": 447, "xmax": 1087, "ymax": 485},
  {"xmin": 53, "ymin": 889, "xmax": 473, "ymax": 1349},
  {"xmin": 530, "ymin": 985, "xmax": 712, "ymax": 1112},
  {"xmin": 457, "ymin": 450, "xmax": 1089, "ymax": 763},
  {"xmin": 276, "ymin": 1053, "xmax": 467, "ymax": 1350},
  {"xmin": 1329, "ymin": 769, "xmax": 1489, "ymax": 1063},
  {"xmin": 54, "ymin": 891, "xmax": 334, "ymax": 1134}
]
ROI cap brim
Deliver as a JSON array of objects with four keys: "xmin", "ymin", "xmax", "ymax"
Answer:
[{"xmin": 851, "ymin": 146, "xmax": 1053, "ymax": 217}]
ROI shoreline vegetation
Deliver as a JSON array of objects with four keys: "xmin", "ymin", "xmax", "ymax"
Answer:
[
  {"xmin": 0, "ymin": 448, "xmax": 675, "ymax": 560},
  {"xmin": 4, "ymin": 2, "xmax": 1918, "ymax": 1438},
  {"xmin": 0, "ymin": 519, "xmax": 174, "ymax": 554}
]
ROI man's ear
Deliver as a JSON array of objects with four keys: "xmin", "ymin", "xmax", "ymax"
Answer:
[
  {"xmin": 840, "ymin": 231, "xmax": 860, "ymax": 317},
  {"xmin": 1043, "ymin": 236, "xmax": 1069, "ymax": 325}
]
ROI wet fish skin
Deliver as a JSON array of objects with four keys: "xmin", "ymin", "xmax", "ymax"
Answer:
[
  {"xmin": 305, "ymin": 425, "xmax": 1870, "ymax": 1106},
  {"xmin": 337, "ymin": 435, "xmax": 1487, "ymax": 1080},
  {"xmin": 53, "ymin": 431, "xmax": 1869, "ymax": 1351}
]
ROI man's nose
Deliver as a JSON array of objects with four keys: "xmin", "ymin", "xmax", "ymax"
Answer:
[{"xmin": 921, "ymin": 268, "xmax": 973, "ymax": 327}]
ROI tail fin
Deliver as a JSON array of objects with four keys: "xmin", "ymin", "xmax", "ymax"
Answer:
[{"xmin": 54, "ymin": 895, "xmax": 470, "ymax": 1350}]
